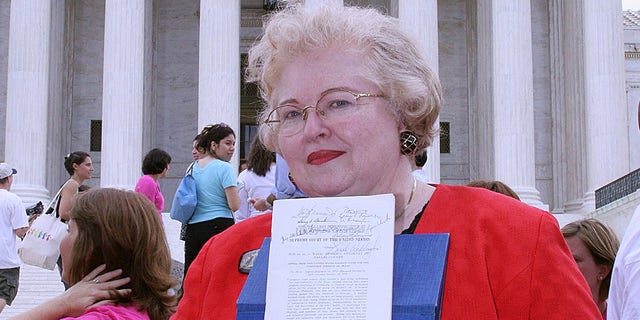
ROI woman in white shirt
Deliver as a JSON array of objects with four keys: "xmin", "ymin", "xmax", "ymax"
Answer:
[{"xmin": 234, "ymin": 136, "xmax": 276, "ymax": 223}]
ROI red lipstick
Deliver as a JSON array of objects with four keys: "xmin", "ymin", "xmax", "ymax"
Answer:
[{"xmin": 307, "ymin": 150, "xmax": 345, "ymax": 165}]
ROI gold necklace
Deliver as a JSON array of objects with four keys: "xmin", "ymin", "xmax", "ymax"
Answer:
[{"xmin": 396, "ymin": 177, "xmax": 417, "ymax": 220}]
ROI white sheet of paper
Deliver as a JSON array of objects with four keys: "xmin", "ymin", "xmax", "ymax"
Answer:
[{"xmin": 264, "ymin": 194, "xmax": 395, "ymax": 320}]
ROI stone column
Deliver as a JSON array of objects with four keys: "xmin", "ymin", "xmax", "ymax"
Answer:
[
  {"xmin": 5, "ymin": 0, "xmax": 52, "ymax": 204},
  {"xmin": 100, "ymin": 0, "xmax": 147, "ymax": 189},
  {"xmin": 198, "ymin": 1, "xmax": 240, "ymax": 170},
  {"xmin": 581, "ymin": 0, "xmax": 628, "ymax": 211},
  {"xmin": 549, "ymin": 0, "xmax": 587, "ymax": 213},
  {"xmin": 477, "ymin": 0, "xmax": 546, "ymax": 208},
  {"xmin": 304, "ymin": 0, "xmax": 342, "ymax": 9},
  {"xmin": 399, "ymin": 0, "xmax": 439, "ymax": 183},
  {"xmin": 48, "ymin": 0, "xmax": 72, "ymax": 194}
]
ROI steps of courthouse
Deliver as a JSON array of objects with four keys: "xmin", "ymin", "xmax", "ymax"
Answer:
[{"xmin": 1, "ymin": 214, "xmax": 184, "ymax": 319}]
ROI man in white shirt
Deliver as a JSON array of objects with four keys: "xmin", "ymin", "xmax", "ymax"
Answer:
[
  {"xmin": 0, "ymin": 163, "xmax": 28, "ymax": 314},
  {"xmin": 608, "ymin": 103, "xmax": 640, "ymax": 319}
]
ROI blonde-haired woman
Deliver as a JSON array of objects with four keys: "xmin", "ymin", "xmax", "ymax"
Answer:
[
  {"xmin": 562, "ymin": 219, "xmax": 620, "ymax": 318},
  {"xmin": 174, "ymin": 4, "xmax": 601, "ymax": 319}
]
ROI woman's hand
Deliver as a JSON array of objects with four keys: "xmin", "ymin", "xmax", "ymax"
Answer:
[
  {"xmin": 250, "ymin": 195, "xmax": 274, "ymax": 212},
  {"xmin": 250, "ymin": 197, "xmax": 268, "ymax": 211},
  {"xmin": 9, "ymin": 265, "xmax": 131, "ymax": 320},
  {"xmin": 60, "ymin": 264, "xmax": 132, "ymax": 316},
  {"xmin": 27, "ymin": 213, "xmax": 40, "ymax": 225}
]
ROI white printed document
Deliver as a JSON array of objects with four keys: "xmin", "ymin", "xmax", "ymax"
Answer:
[{"xmin": 265, "ymin": 194, "xmax": 395, "ymax": 320}]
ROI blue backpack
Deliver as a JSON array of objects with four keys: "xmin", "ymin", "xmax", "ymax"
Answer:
[{"xmin": 170, "ymin": 162, "xmax": 197, "ymax": 224}]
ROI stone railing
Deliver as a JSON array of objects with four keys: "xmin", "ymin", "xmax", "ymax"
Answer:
[
  {"xmin": 591, "ymin": 169, "xmax": 640, "ymax": 238},
  {"xmin": 595, "ymin": 168, "xmax": 640, "ymax": 209}
]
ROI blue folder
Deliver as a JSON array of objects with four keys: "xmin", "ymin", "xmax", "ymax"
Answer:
[{"xmin": 237, "ymin": 234, "xmax": 449, "ymax": 320}]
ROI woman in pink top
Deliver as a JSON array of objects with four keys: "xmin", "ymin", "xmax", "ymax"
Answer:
[
  {"xmin": 135, "ymin": 148, "xmax": 172, "ymax": 214},
  {"xmin": 11, "ymin": 188, "xmax": 176, "ymax": 320}
]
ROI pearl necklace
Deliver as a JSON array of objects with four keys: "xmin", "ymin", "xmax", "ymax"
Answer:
[{"xmin": 396, "ymin": 177, "xmax": 417, "ymax": 220}]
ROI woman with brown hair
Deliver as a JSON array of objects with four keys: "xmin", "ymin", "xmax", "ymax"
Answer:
[
  {"xmin": 58, "ymin": 151, "xmax": 93, "ymax": 222},
  {"xmin": 183, "ymin": 123, "xmax": 240, "ymax": 279},
  {"xmin": 55, "ymin": 151, "xmax": 94, "ymax": 289},
  {"xmin": 467, "ymin": 179, "xmax": 520, "ymax": 200},
  {"xmin": 11, "ymin": 188, "xmax": 177, "ymax": 320},
  {"xmin": 234, "ymin": 135, "xmax": 276, "ymax": 223}
]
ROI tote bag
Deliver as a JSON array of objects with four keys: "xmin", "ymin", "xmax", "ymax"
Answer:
[
  {"xmin": 18, "ymin": 214, "xmax": 68, "ymax": 270},
  {"xmin": 170, "ymin": 162, "xmax": 197, "ymax": 224},
  {"xmin": 18, "ymin": 182, "xmax": 69, "ymax": 270}
]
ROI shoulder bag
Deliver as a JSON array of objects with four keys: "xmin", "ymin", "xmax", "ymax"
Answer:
[
  {"xmin": 18, "ymin": 181, "xmax": 70, "ymax": 270},
  {"xmin": 170, "ymin": 162, "xmax": 198, "ymax": 224}
]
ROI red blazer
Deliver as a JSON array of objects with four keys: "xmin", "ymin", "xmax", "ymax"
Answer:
[{"xmin": 172, "ymin": 184, "xmax": 601, "ymax": 319}]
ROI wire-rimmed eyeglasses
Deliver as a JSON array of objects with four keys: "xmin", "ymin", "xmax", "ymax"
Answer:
[{"xmin": 264, "ymin": 88, "xmax": 384, "ymax": 136}]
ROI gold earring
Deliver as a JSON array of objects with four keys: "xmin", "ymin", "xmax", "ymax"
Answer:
[{"xmin": 400, "ymin": 131, "xmax": 418, "ymax": 155}]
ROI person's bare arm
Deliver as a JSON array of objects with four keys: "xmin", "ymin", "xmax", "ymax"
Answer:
[
  {"xmin": 14, "ymin": 226, "xmax": 28, "ymax": 239},
  {"xmin": 250, "ymin": 193, "xmax": 275, "ymax": 211},
  {"xmin": 9, "ymin": 265, "xmax": 131, "ymax": 320},
  {"xmin": 57, "ymin": 180, "xmax": 79, "ymax": 221},
  {"xmin": 225, "ymin": 186, "xmax": 241, "ymax": 212}
]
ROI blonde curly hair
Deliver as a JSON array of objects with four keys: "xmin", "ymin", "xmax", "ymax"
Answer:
[{"xmin": 245, "ymin": 4, "xmax": 442, "ymax": 153}]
